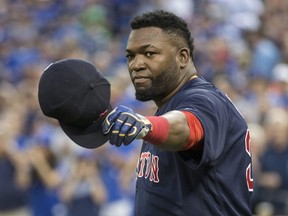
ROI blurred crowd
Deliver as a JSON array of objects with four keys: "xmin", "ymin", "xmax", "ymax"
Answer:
[{"xmin": 0, "ymin": 0, "xmax": 288, "ymax": 216}]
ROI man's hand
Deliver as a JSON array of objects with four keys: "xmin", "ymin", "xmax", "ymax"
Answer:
[{"xmin": 102, "ymin": 105, "xmax": 152, "ymax": 147}]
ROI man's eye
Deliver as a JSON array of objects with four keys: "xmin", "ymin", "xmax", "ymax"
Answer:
[
  {"xmin": 126, "ymin": 54, "xmax": 133, "ymax": 60},
  {"xmin": 145, "ymin": 52, "xmax": 155, "ymax": 57}
]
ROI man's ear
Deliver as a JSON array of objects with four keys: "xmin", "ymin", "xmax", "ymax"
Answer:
[{"xmin": 177, "ymin": 48, "xmax": 190, "ymax": 68}]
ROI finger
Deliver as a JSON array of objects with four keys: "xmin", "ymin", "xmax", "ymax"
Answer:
[
  {"xmin": 123, "ymin": 118, "xmax": 142, "ymax": 145},
  {"xmin": 109, "ymin": 115, "xmax": 130, "ymax": 146},
  {"xmin": 111, "ymin": 113, "xmax": 138, "ymax": 147},
  {"xmin": 118, "ymin": 105, "xmax": 133, "ymax": 113},
  {"xmin": 103, "ymin": 107, "xmax": 120, "ymax": 134},
  {"xmin": 115, "ymin": 113, "xmax": 140, "ymax": 146},
  {"xmin": 117, "ymin": 119, "xmax": 138, "ymax": 146}
]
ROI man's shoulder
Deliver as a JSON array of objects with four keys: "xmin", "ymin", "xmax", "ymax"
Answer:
[
  {"xmin": 176, "ymin": 77, "xmax": 225, "ymax": 103},
  {"xmin": 179, "ymin": 77, "xmax": 216, "ymax": 95}
]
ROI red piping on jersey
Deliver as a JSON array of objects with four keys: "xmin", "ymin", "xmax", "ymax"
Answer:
[{"xmin": 181, "ymin": 111, "xmax": 204, "ymax": 150}]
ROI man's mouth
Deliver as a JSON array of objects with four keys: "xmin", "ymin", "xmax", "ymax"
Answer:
[{"xmin": 133, "ymin": 77, "xmax": 150, "ymax": 85}]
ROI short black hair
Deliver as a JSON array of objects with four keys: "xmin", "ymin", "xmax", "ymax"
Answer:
[{"xmin": 130, "ymin": 10, "xmax": 195, "ymax": 61}]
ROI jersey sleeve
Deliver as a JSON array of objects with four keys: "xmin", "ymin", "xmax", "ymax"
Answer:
[{"xmin": 174, "ymin": 89, "xmax": 229, "ymax": 169}]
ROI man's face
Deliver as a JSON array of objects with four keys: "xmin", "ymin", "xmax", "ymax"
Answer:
[{"xmin": 126, "ymin": 27, "xmax": 180, "ymax": 102}]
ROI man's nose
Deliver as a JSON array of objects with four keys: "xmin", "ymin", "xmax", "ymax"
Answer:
[{"xmin": 130, "ymin": 55, "xmax": 146, "ymax": 71}]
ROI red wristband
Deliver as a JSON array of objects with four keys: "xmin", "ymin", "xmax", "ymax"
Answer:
[{"xmin": 143, "ymin": 116, "xmax": 170, "ymax": 145}]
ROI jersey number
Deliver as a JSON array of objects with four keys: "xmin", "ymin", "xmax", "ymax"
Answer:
[
  {"xmin": 245, "ymin": 129, "xmax": 253, "ymax": 192},
  {"xmin": 225, "ymin": 94, "xmax": 253, "ymax": 191}
]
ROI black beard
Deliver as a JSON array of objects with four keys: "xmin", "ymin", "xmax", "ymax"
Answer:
[
  {"xmin": 135, "ymin": 86, "xmax": 166, "ymax": 102},
  {"xmin": 135, "ymin": 69, "xmax": 176, "ymax": 102}
]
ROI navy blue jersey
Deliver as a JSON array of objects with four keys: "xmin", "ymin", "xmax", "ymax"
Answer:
[{"xmin": 135, "ymin": 77, "xmax": 253, "ymax": 216}]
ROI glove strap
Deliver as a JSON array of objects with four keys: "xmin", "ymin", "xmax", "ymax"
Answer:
[{"xmin": 143, "ymin": 116, "xmax": 170, "ymax": 145}]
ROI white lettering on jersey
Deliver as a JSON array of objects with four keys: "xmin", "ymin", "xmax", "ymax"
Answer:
[{"xmin": 137, "ymin": 151, "xmax": 159, "ymax": 183}]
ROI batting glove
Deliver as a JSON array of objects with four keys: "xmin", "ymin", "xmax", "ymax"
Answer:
[{"xmin": 102, "ymin": 105, "xmax": 152, "ymax": 147}]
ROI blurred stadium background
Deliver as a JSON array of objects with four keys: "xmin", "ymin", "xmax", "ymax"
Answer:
[{"xmin": 0, "ymin": 0, "xmax": 288, "ymax": 216}]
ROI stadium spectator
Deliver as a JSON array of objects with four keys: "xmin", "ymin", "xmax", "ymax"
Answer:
[
  {"xmin": 253, "ymin": 108, "xmax": 288, "ymax": 215},
  {"xmin": 59, "ymin": 149, "xmax": 107, "ymax": 216}
]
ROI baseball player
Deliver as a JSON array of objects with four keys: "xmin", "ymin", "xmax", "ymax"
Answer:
[{"xmin": 102, "ymin": 10, "xmax": 253, "ymax": 215}]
